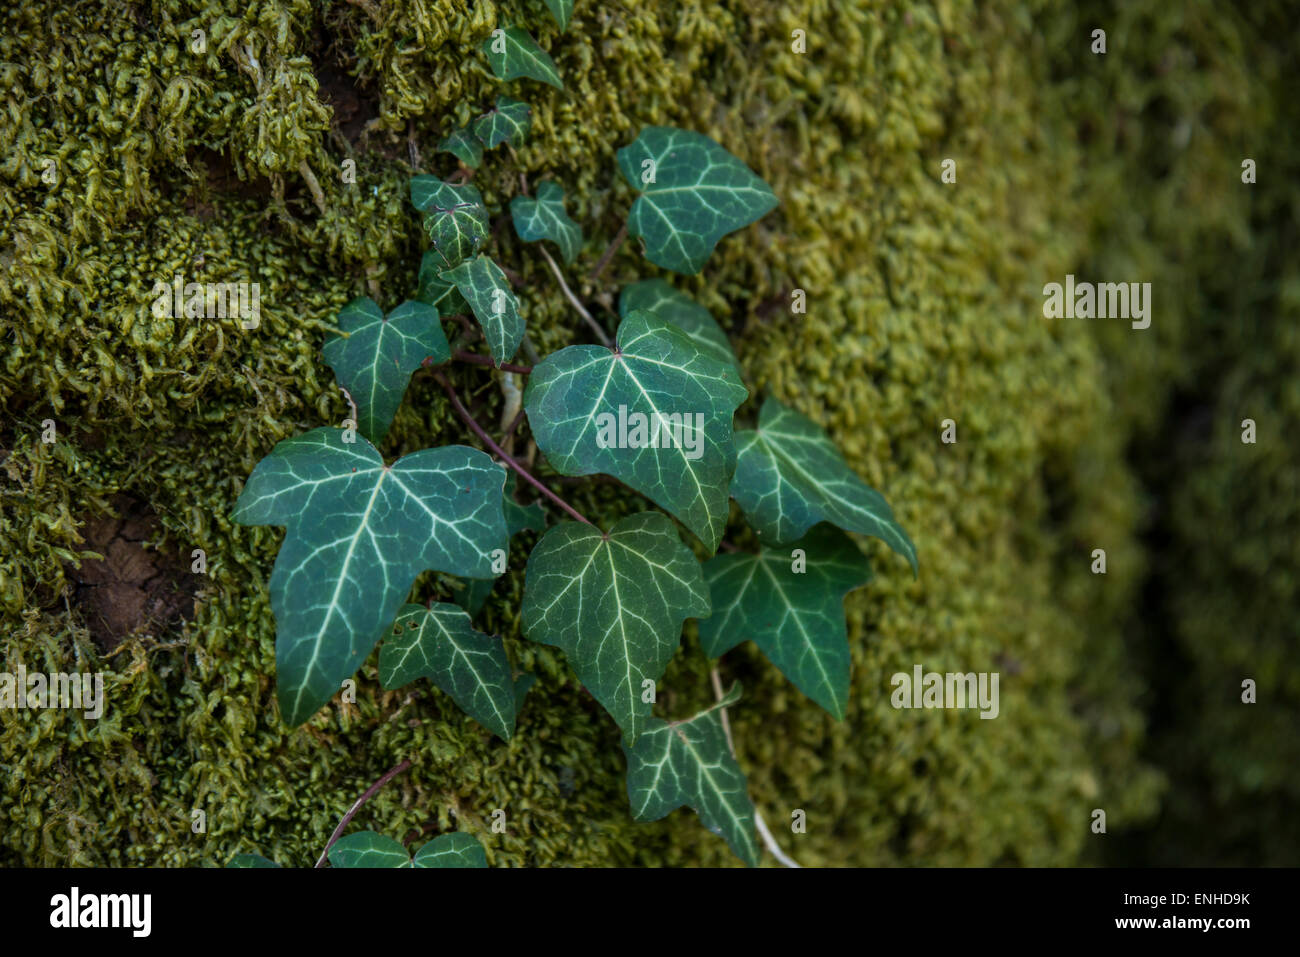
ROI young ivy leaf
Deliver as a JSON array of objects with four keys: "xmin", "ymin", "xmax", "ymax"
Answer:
[
  {"xmin": 623, "ymin": 683, "xmax": 759, "ymax": 866},
  {"xmin": 329, "ymin": 831, "xmax": 487, "ymax": 868},
  {"xmin": 523, "ymin": 310, "xmax": 747, "ymax": 552},
  {"xmin": 510, "ymin": 181, "xmax": 583, "ymax": 265},
  {"xmin": 440, "ymin": 254, "xmax": 525, "ymax": 366},
  {"xmin": 481, "ymin": 26, "xmax": 563, "ymax": 89},
  {"xmin": 731, "ymin": 396, "xmax": 918, "ymax": 573},
  {"xmin": 322, "ymin": 297, "xmax": 450, "ymax": 445},
  {"xmin": 438, "ymin": 126, "xmax": 483, "ymax": 169},
  {"xmin": 698, "ymin": 524, "xmax": 872, "ymax": 719},
  {"xmin": 520, "ymin": 512, "xmax": 710, "ymax": 745},
  {"xmin": 616, "ymin": 127, "xmax": 778, "ymax": 274},
  {"xmin": 543, "ymin": 0, "xmax": 574, "ymax": 32},
  {"xmin": 618, "ymin": 279, "xmax": 741, "ymax": 379},
  {"xmin": 231, "ymin": 429, "xmax": 508, "ymax": 726},
  {"xmin": 473, "ymin": 96, "xmax": 532, "ymax": 150},
  {"xmin": 380, "ymin": 602, "xmax": 516, "ymax": 741},
  {"xmin": 417, "ymin": 250, "xmax": 471, "ymax": 317},
  {"xmin": 454, "ymin": 474, "xmax": 547, "ymax": 617},
  {"xmin": 411, "ymin": 175, "xmax": 489, "ymax": 271}
]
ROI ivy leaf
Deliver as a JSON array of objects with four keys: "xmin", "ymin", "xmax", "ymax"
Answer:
[
  {"xmin": 543, "ymin": 0, "xmax": 574, "ymax": 31},
  {"xmin": 380, "ymin": 602, "xmax": 516, "ymax": 741},
  {"xmin": 410, "ymin": 175, "xmax": 489, "ymax": 271},
  {"xmin": 226, "ymin": 854, "xmax": 280, "ymax": 868},
  {"xmin": 232, "ymin": 429, "xmax": 508, "ymax": 725},
  {"xmin": 438, "ymin": 126, "xmax": 482, "ymax": 168},
  {"xmin": 473, "ymin": 96, "xmax": 532, "ymax": 150},
  {"xmin": 521, "ymin": 512, "xmax": 710, "ymax": 744},
  {"xmin": 618, "ymin": 279, "xmax": 741, "ymax": 378},
  {"xmin": 513, "ymin": 673, "xmax": 537, "ymax": 710},
  {"xmin": 731, "ymin": 397, "xmax": 918, "ymax": 572},
  {"xmin": 623, "ymin": 683, "xmax": 759, "ymax": 866},
  {"xmin": 523, "ymin": 310, "xmax": 747, "ymax": 551},
  {"xmin": 698, "ymin": 525, "xmax": 871, "ymax": 719},
  {"xmin": 453, "ymin": 474, "xmax": 546, "ymax": 617},
  {"xmin": 411, "ymin": 833, "xmax": 488, "ymax": 868},
  {"xmin": 616, "ymin": 127, "xmax": 778, "ymax": 274},
  {"xmin": 481, "ymin": 26, "xmax": 563, "ymax": 89},
  {"xmin": 417, "ymin": 250, "xmax": 471, "ymax": 316},
  {"xmin": 322, "ymin": 298, "xmax": 450, "ymax": 445},
  {"xmin": 441, "ymin": 254, "xmax": 525, "ymax": 366},
  {"xmin": 510, "ymin": 181, "xmax": 583, "ymax": 264},
  {"xmin": 328, "ymin": 832, "xmax": 410, "ymax": 868}
]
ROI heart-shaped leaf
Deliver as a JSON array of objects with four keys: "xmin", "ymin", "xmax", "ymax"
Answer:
[
  {"xmin": 438, "ymin": 126, "xmax": 482, "ymax": 168},
  {"xmin": 232, "ymin": 429, "xmax": 508, "ymax": 725},
  {"xmin": 521, "ymin": 512, "xmax": 710, "ymax": 744},
  {"xmin": 417, "ymin": 250, "xmax": 471, "ymax": 316},
  {"xmin": 329, "ymin": 831, "xmax": 487, "ymax": 868},
  {"xmin": 473, "ymin": 96, "xmax": 532, "ymax": 149},
  {"xmin": 481, "ymin": 26, "xmax": 563, "ymax": 89},
  {"xmin": 380, "ymin": 602, "xmax": 516, "ymax": 741},
  {"xmin": 616, "ymin": 127, "xmax": 778, "ymax": 274},
  {"xmin": 322, "ymin": 298, "xmax": 449, "ymax": 445},
  {"xmin": 411, "ymin": 175, "xmax": 489, "ymax": 272},
  {"xmin": 623, "ymin": 683, "xmax": 758, "ymax": 866},
  {"xmin": 523, "ymin": 310, "xmax": 747, "ymax": 551},
  {"xmin": 618, "ymin": 279, "xmax": 740, "ymax": 378},
  {"xmin": 731, "ymin": 396, "xmax": 918, "ymax": 572},
  {"xmin": 698, "ymin": 524, "xmax": 871, "ymax": 719},
  {"xmin": 511, "ymin": 181, "xmax": 583, "ymax": 264},
  {"xmin": 454, "ymin": 474, "xmax": 547, "ymax": 617},
  {"xmin": 440, "ymin": 254, "xmax": 525, "ymax": 366}
]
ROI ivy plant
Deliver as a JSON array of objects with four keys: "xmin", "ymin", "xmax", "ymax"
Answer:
[{"xmin": 232, "ymin": 8, "xmax": 917, "ymax": 867}]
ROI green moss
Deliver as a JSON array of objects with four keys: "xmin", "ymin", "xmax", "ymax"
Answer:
[{"xmin": 3, "ymin": 0, "xmax": 1285, "ymax": 867}]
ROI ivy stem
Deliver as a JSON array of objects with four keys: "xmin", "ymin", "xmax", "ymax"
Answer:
[
  {"xmin": 708, "ymin": 667, "xmax": 802, "ymax": 869},
  {"xmin": 538, "ymin": 244, "xmax": 613, "ymax": 347},
  {"xmin": 452, "ymin": 349, "xmax": 532, "ymax": 375},
  {"xmin": 432, "ymin": 370, "xmax": 593, "ymax": 526},
  {"xmin": 315, "ymin": 758, "xmax": 413, "ymax": 868},
  {"xmin": 589, "ymin": 223, "xmax": 627, "ymax": 281}
]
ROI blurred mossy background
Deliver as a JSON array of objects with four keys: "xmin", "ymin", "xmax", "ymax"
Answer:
[{"xmin": 1, "ymin": 0, "xmax": 1295, "ymax": 866}]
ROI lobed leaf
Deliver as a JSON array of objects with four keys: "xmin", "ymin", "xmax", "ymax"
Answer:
[
  {"xmin": 523, "ymin": 310, "xmax": 747, "ymax": 551},
  {"xmin": 440, "ymin": 254, "xmax": 525, "ymax": 366},
  {"xmin": 511, "ymin": 181, "xmax": 583, "ymax": 264},
  {"xmin": 473, "ymin": 96, "xmax": 532, "ymax": 149},
  {"xmin": 623, "ymin": 683, "xmax": 759, "ymax": 866},
  {"xmin": 520, "ymin": 512, "xmax": 710, "ymax": 744},
  {"xmin": 411, "ymin": 174, "xmax": 489, "ymax": 271},
  {"xmin": 453, "ymin": 474, "xmax": 548, "ymax": 616},
  {"xmin": 438, "ymin": 126, "xmax": 483, "ymax": 168},
  {"xmin": 698, "ymin": 524, "xmax": 872, "ymax": 719},
  {"xmin": 616, "ymin": 126, "xmax": 778, "ymax": 274},
  {"xmin": 232, "ymin": 429, "xmax": 508, "ymax": 725},
  {"xmin": 618, "ymin": 279, "xmax": 741, "ymax": 378},
  {"xmin": 322, "ymin": 297, "xmax": 449, "ymax": 445},
  {"xmin": 731, "ymin": 397, "xmax": 918, "ymax": 572},
  {"xmin": 481, "ymin": 26, "xmax": 563, "ymax": 89}
]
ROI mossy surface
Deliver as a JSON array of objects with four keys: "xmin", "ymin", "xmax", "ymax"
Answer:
[{"xmin": 0, "ymin": 0, "xmax": 1290, "ymax": 866}]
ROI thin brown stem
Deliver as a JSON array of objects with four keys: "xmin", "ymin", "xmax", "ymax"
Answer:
[
  {"xmin": 453, "ymin": 349, "xmax": 532, "ymax": 375},
  {"xmin": 589, "ymin": 223, "xmax": 627, "ymax": 281},
  {"xmin": 433, "ymin": 371, "xmax": 593, "ymax": 526},
  {"xmin": 315, "ymin": 758, "xmax": 413, "ymax": 868},
  {"xmin": 538, "ymin": 245, "xmax": 612, "ymax": 347}
]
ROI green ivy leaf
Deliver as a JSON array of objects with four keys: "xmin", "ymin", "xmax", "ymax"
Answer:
[
  {"xmin": 440, "ymin": 254, "xmax": 525, "ymax": 366},
  {"xmin": 618, "ymin": 279, "xmax": 741, "ymax": 378},
  {"xmin": 232, "ymin": 429, "xmax": 508, "ymax": 725},
  {"xmin": 481, "ymin": 26, "xmax": 563, "ymax": 89},
  {"xmin": 510, "ymin": 181, "xmax": 583, "ymax": 265},
  {"xmin": 453, "ymin": 474, "xmax": 545, "ymax": 617},
  {"xmin": 226, "ymin": 854, "xmax": 280, "ymax": 868},
  {"xmin": 328, "ymin": 832, "xmax": 410, "ymax": 868},
  {"xmin": 543, "ymin": 0, "xmax": 574, "ymax": 31},
  {"xmin": 380, "ymin": 602, "xmax": 516, "ymax": 741},
  {"xmin": 473, "ymin": 96, "xmax": 532, "ymax": 149},
  {"xmin": 623, "ymin": 683, "xmax": 758, "ymax": 866},
  {"xmin": 438, "ymin": 126, "xmax": 483, "ymax": 168},
  {"xmin": 417, "ymin": 250, "xmax": 471, "ymax": 316},
  {"xmin": 322, "ymin": 298, "xmax": 449, "ymax": 445},
  {"xmin": 410, "ymin": 175, "xmax": 489, "ymax": 271},
  {"xmin": 523, "ymin": 310, "xmax": 747, "ymax": 552},
  {"xmin": 616, "ymin": 127, "xmax": 778, "ymax": 274},
  {"xmin": 521, "ymin": 512, "xmax": 710, "ymax": 744},
  {"xmin": 411, "ymin": 833, "xmax": 488, "ymax": 868},
  {"xmin": 698, "ymin": 525, "xmax": 871, "ymax": 719},
  {"xmin": 513, "ymin": 673, "xmax": 537, "ymax": 710},
  {"xmin": 731, "ymin": 397, "xmax": 918, "ymax": 572}
]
